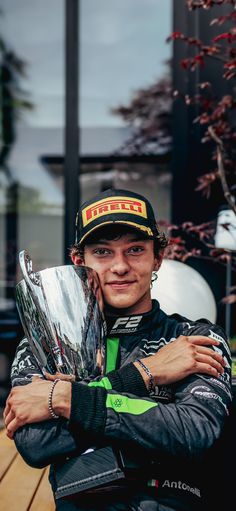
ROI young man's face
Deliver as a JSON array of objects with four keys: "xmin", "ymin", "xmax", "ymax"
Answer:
[{"xmin": 73, "ymin": 232, "xmax": 161, "ymax": 315}]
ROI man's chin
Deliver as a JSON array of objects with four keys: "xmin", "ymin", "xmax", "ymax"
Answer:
[{"xmin": 104, "ymin": 296, "xmax": 136, "ymax": 312}]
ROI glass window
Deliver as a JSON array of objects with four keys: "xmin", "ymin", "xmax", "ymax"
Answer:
[
  {"xmin": 0, "ymin": 0, "xmax": 65, "ymax": 314},
  {"xmin": 79, "ymin": 0, "xmax": 173, "ymax": 220},
  {"xmin": 80, "ymin": 0, "xmax": 172, "ymax": 129}
]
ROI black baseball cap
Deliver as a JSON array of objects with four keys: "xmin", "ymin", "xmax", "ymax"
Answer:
[{"xmin": 75, "ymin": 188, "xmax": 159, "ymax": 246}]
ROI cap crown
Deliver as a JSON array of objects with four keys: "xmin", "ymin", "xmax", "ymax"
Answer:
[{"xmin": 75, "ymin": 188, "xmax": 158, "ymax": 245}]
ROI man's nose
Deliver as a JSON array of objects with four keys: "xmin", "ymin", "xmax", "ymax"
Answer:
[{"xmin": 110, "ymin": 254, "xmax": 130, "ymax": 274}]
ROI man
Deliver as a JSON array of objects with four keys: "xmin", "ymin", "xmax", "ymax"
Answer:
[{"xmin": 4, "ymin": 189, "xmax": 232, "ymax": 511}]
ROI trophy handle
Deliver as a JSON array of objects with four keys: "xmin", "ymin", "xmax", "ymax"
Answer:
[
  {"xmin": 19, "ymin": 250, "xmax": 41, "ymax": 287},
  {"xmin": 18, "ymin": 250, "xmax": 64, "ymax": 371}
]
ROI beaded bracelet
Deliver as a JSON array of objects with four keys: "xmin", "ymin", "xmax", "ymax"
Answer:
[
  {"xmin": 48, "ymin": 378, "xmax": 61, "ymax": 419},
  {"xmin": 136, "ymin": 359, "xmax": 155, "ymax": 393}
]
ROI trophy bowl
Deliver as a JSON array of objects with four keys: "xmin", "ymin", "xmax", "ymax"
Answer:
[{"xmin": 15, "ymin": 250, "xmax": 106, "ymax": 379}]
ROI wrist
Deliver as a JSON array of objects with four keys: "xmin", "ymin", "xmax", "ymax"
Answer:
[
  {"xmin": 52, "ymin": 381, "xmax": 72, "ymax": 419},
  {"xmin": 133, "ymin": 361, "xmax": 150, "ymax": 389},
  {"xmin": 134, "ymin": 359, "xmax": 155, "ymax": 393}
]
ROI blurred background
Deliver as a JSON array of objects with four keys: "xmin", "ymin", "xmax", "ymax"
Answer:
[{"xmin": 0, "ymin": 0, "xmax": 235, "ymax": 423}]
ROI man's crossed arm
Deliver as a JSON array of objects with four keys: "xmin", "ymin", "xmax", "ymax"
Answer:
[{"xmin": 4, "ymin": 335, "xmax": 225, "ymax": 438}]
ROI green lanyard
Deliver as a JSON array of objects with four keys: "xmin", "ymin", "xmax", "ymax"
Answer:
[{"xmin": 106, "ymin": 337, "xmax": 120, "ymax": 373}]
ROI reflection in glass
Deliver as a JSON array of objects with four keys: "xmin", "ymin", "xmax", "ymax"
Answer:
[{"xmin": 80, "ymin": 0, "xmax": 172, "ymax": 157}]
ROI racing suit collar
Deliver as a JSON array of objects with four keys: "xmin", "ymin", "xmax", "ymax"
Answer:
[{"xmin": 106, "ymin": 299, "xmax": 161, "ymax": 335}]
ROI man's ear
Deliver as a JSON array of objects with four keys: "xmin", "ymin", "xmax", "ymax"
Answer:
[
  {"xmin": 153, "ymin": 252, "xmax": 164, "ymax": 272},
  {"xmin": 71, "ymin": 254, "xmax": 84, "ymax": 266}
]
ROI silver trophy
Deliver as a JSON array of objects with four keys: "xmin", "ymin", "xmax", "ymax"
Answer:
[
  {"xmin": 15, "ymin": 250, "xmax": 106, "ymax": 379},
  {"xmin": 16, "ymin": 251, "xmax": 138, "ymax": 495}
]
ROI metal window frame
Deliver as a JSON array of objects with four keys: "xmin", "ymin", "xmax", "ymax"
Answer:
[{"xmin": 64, "ymin": 0, "xmax": 80, "ymax": 264}]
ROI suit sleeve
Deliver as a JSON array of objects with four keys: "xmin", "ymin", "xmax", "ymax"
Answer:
[
  {"xmin": 11, "ymin": 338, "xmax": 80, "ymax": 468},
  {"xmin": 10, "ymin": 338, "xmax": 146, "ymax": 467},
  {"xmin": 69, "ymin": 323, "xmax": 232, "ymax": 461}
]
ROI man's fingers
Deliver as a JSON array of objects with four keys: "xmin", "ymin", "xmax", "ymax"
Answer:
[
  {"xmin": 44, "ymin": 371, "xmax": 75, "ymax": 382},
  {"xmin": 196, "ymin": 362, "xmax": 220, "ymax": 378},
  {"xmin": 3, "ymin": 402, "xmax": 10, "ymax": 420},
  {"xmin": 195, "ymin": 353, "xmax": 224, "ymax": 374},
  {"xmin": 194, "ymin": 346, "xmax": 225, "ymax": 364},
  {"xmin": 44, "ymin": 371, "xmax": 59, "ymax": 381},
  {"xmin": 4, "ymin": 408, "xmax": 15, "ymax": 428},
  {"xmin": 6, "ymin": 428, "xmax": 14, "ymax": 440},
  {"xmin": 32, "ymin": 375, "xmax": 43, "ymax": 382},
  {"xmin": 185, "ymin": 335, "xmax": 220, "ymax": 346},
  {"xmin": 6, "ymin": 417, "xmax": 19, "ymax": 439},
  {"xmin": 177, "ymin": 335, "xmax": 226, "ymax": 378}
]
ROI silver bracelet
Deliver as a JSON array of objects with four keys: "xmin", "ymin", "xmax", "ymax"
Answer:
[
  {"xmin": 136, "ymin": 359, "xmax": 155, "ymax": 393},
  {"xmin": 48, "ymin": 378, "xmax": 61, "ymax": 419}
]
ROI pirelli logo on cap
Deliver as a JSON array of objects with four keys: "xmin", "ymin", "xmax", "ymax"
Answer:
[{"xmin": 82, "ymin": 196, "xmax": 148, "ymax": 227}]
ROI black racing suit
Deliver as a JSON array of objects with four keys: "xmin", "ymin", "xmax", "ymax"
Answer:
[{"xmin": 11, "ymin": 300, "xmax": 232, "ymax": 511}]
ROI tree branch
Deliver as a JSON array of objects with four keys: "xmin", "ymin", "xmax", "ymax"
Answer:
[{"xmin": 208, "ymin": 126, "xmax": 236, "ymax": 214}]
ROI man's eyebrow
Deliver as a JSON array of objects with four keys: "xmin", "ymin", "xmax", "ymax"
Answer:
[
  {"xmin": 89, "ymin": 237, "xmax": 146, "ymax": 245},
  {"xmin": 86, "ymin": 240, "xmax": 112, "ymax": 247},
  {"xmin": 89, "ymin": 239, "xmax": 111, "ymax": 245}
]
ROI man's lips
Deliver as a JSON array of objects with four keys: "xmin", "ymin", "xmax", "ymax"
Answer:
[{"xmin": 106, "ymin": 280, "xmax": 136, "ymax": 288}]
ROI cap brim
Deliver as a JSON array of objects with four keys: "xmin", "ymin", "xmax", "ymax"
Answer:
[{"xmin": 78, "ymin": 220, "xmax": 155, "ymax": 246}]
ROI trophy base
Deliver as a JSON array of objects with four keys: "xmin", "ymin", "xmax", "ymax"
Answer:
[{"xmin": 54, "ymin": 446, "xmax": 126, "ymax": 500}]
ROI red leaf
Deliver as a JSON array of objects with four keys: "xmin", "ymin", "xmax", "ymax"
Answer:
[
  {"xmin": 213, "ymin": 33, "xmax": 236, "ymax": 44},
  {"xmin": 167, "ymin": 31, "xmax": 184, "ymax": 41},
  {"xmin": 194, "ymin": 54, "xmax": 205, "ymax": 67},
  {"xmin": 180, "ymin": 59, "xmax": 189, "ymax": 69},
  {"xmin": 199, "ymin": 81, "xmax": 211, "ymax": 89}
]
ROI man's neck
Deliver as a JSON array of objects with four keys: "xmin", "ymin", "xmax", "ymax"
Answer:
[{"xmin": 105, "ymin": 302, "xmax": 153, "ymax": 318}]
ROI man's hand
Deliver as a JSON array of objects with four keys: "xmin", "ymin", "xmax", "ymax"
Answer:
[
  {"xmin": 44, "ymin": 371, "xmax": 76, "ymax": 382},
  {"xmin": 3, "ymin": 377, "xmax": 72, "ymax": 439},
  {"xmin": 134, "ymin": 335, "xmax": 225, "ymax": 388}
]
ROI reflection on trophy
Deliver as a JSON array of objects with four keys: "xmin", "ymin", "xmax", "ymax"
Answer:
[{"xmin": 15, "ymin": 250, "xmax": 106, "ymax": 379}]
